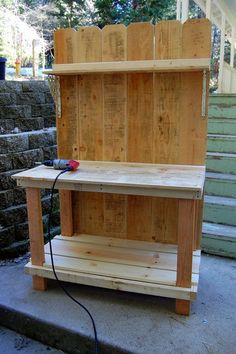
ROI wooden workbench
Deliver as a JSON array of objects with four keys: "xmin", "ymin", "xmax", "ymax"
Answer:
[
  {"xmin": 13, "ymin": 19, "xmax": 211, "ymax": 315},
  {"xmin": 13, "ymin": 162, "xmax": 205, "ymax": 314}
]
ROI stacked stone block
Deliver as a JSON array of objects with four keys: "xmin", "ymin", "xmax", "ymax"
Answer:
[{"xmin": 0, "ymin": 81, "xmax": 59, "ymax": 258}]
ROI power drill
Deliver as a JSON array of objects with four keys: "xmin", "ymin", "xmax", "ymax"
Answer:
[{"xmin": 40, "ymin": 159, "xmax": 80, "ymax": 171}]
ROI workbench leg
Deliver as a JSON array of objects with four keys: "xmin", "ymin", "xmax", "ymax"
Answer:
[
  {"xmin": 59, "ymin": 190, "xmax": 73, "ymax": 236},
  {"xmin": 176, "ymin": 299, "xmax": 191, "ymax": 315},
  {"xmin": 26, "ymin": 188, "xmax": 47, "ymax": 291},
  {"xmin": 194, "ymin": 198, "xmax": 204, "ymax": 250},
  {"xmin": 176, "ymin": 199, "xmax": 196, "ymax": 315}
]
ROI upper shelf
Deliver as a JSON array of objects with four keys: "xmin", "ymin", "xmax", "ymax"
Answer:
[
  {"xmin": 44, "ymin": 58, "xmax": 210, "ymax": 75},
  {"xmin": 12, "ymin": 161, "xmax": 205, "ymax": 199}
]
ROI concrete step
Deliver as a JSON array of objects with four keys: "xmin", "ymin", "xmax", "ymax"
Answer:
[
  {"xmin": 204, "ymin": 195, "xmax": 236, "ymax": 226},
  {"xmin": 207, "ymin": 134, "xmax": 236, "ymax": 153},
  {"xmin": 206, "ymin": 152, "xmax": 236, "ymax": 174},
  {"xmin": 209, "ymin": 105, "xmax": 236, "ymax": 119},
  {"xmin": 208, "ymin": 118, "xmax": 236, "ymax": 135},
  {"xmin": 209, "ymin": 94, "xmax": 236, "ymax": 118},
  {"xmin": 205, "ymin": 172, "xmax": 236, "ymax": 198},
  {"xmin": 202, "ymin": 222, "xmax": 236, "ymax": 258},
  {"xmin": 209, "ymin": 93, "xmax": 236, "ymax": 106}
]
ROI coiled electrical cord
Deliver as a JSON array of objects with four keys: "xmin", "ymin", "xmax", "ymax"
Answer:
[{"xmin": 48, "ymin": 168, "xmax": 99, "ymax": 354}]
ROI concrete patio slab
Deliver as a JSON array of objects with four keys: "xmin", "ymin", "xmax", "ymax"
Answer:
[{"xmin": 0, "ymin": 254, "xmax": 235, "ymax": 354}]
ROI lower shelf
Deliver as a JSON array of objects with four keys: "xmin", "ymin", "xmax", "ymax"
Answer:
[{"xmin": 25, "ymin": 234, "xmax": 201, "ymax": 301}]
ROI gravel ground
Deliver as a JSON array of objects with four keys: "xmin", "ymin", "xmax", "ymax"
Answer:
[
  {"xmin": 0, "ymin": 326, "xmax": 65, "ymax": 354},
  {"xmin": 0, "ymin": 253, "xmax": 31, "ymax": 267}
]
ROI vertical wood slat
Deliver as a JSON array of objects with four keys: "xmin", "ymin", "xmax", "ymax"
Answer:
[
  {"xmin": 77, "ymin": 27, "xmax": 103, "ymax": 161},
  {"xmin": 176, "ymin": 198, "xmax": 196, "ymax": 315},
  {"xmin": 102, "ymin": 24, "xmax": 127, "ymax": 238},
  {"xmin": 60, "ymin": 190, "xmax": 73, "ymax": 236},
  {"xmin": 153, "ymin": 21, "xmax": 183, "ymax": 244},
  {"xmin": 53, "ymin": 19, "xmax": 210, "ymax": 244},
  {"xmin": 195, "ymin": 198, "xmax": 204, "ymax": 249},
  {"xmin": 176, "ymin": 199, "xmax": 195, "ymax": 288},
  {"xmin": 180, "ymin": 19, "xmax": 211, "ymax": 165},
  {"xmin": 54, "ymin": 28, "xmax": 78, "ymax": 159},
  {"xmin": 74, "ymin": 27, "xmax": 104, "ymax": 236},
  {"xmin": 26, "ymin": 188, "xmax": 47, "ymax": 290},
  {"xmin": 127, "ymin": 22, "xmax": 154, "ymax": 242},
  {"xmin": 54, "ymin": 28, "xmax": 78, "ymax": 237}
]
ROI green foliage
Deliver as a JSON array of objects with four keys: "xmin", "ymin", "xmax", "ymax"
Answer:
[
  {"xmin": 94, "ymin": 0, "xmax": 176, "ymax": 28},
  {"xmin": 55, "ymin": 0, "xmax": 88, "ymax": 28},
  {"xmin": 0, "ymin": 10, "xmax": 5, "ymax": 57},
  {"xmin": 0, "ymin": 0, "xmax": 14, "ymax": 7}
]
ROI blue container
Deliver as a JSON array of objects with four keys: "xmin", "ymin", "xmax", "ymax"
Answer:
[{"xmin": 0, "ymin": 57, "xmax": 7, "ymax": 80}]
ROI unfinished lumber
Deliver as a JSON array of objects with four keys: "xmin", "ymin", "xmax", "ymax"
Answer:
[
  {"xmin": 12, "ymin": 19, "xmax": 211, "ymax": 315},
  {"xmin": 45, "ymin": 58, "xmax": 210, "ymax": 75},
  {"xmin": 54, "ymin": 28, "xmax": 78, "ymax": 237},
  {"xmin": 26, "ymin": 188, "xmax": 47, "ymax": 290}
]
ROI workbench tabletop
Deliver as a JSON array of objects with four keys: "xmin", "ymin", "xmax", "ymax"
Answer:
[{"xmin": 12, "ymin": 161, "xmax": 205, "ymax": 199}]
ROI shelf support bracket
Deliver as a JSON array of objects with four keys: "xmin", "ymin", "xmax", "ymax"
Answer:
[
  {"xmin": 48, "ymin": 75, "xmax": 61, "ymax": 118},
  {"xmin": 201, "ymin": 69, "xmax": 207, "ymax": 118}
]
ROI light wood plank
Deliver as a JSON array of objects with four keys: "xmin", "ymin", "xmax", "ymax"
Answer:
[
  {"xmin": 54, "ymin": 234, "xmax": 201, "ymax": 256},
  {"xmin": 179, "ymin": 19, "xmax": 211, "ymax": 165},
  {"xmin": 153, "ymin": 21, "xmax": 183, "ymax": 244},
  {"xmin": 44, "ymin": 58, "xmax": 210, "ymax": 75},
  {"xmin": 155, "ymin": 20, "xmax": 182, "ymax": 59},
  {"xmin": 26, "ymin": 188, "xmax": 47, "ymax": 290},
  {"xmin": 75, "ymin": 26, "xmax": 104, "ymax": 236},
  {"xmin": 32, "ymin": 275, "xmax": 47, "ymax": 291},
  {"xmin": 59, "ymin": 190, "xmax": 73, "ymax": 236},
  {"xmin": 102, "ymin": 24, "xmax": 128, "ymax": 239},
  {"xmin": 195, "ymin": 198, "xmax": 204, "ymax": 249},
  {"xmin": 13, "ymin": 162, "xmax": 205, "ymax": 194},
  {"xmin": 177, "ymin": 199, "xmax": 196, "ymax": 288},
  {"xmin": 176, "ymin": 299, "xmax": 191, "ymax": 315},
  {"xmin": 54, "ymin": 28, "xmax": 78, "ymax": 240},
  {"xmin": 25, "ymin": 263, "xmax": 197, "ymax": 300},
  {"xmin": 54, "ymin": 28, "xmax": 78, "ymax": 159},
  {"xmin": 42, "ymin": 253, "xmax": 199, "ymax": 286},
  {"xmin": 44, "ymin": 237, "xmax": 200, "ymax": 273},
  {"xmin": 77, "ymin": 26, "xmax": 102, "ymax": 63},
  {"xmin": 127, "ymin": 22, "xmax": 154, "ymax": 242}
]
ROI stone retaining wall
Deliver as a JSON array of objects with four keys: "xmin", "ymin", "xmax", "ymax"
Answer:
[{"xmin": 0, "ymin": 81, "xmax": 59, "ymax": 258}]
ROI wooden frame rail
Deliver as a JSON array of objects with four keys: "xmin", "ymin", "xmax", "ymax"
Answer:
[
  {"xmin": 44, "ymin": 58, "xmax": 210, "ymax": 75},
  {"xmin": 13, "ymin": 162, "xmax": 205, "ymax": 200}
]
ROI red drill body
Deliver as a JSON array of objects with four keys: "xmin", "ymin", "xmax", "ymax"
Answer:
[{"xmin": 43, "ymin": 159, "xmax": 80, "ymax": 171}]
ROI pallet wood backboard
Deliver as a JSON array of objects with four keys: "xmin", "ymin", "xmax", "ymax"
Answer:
[{"xmin": 54, "ymin": 19, "xmax": 211, "ymax": 244}]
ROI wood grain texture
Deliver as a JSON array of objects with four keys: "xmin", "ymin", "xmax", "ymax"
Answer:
[
  {"xmin": 74, "ymin": 26, "xmax": 103, "ymax": 235},
  {"xmin": 60, "ymin": 190, "xmax": 73, "ymax": 236},
  {"xmin": 32, "ymin": 275, "xmax": 47, "ymax": 291},
  {"xmin": 177, "ymin": 199, "xmax": 196, "ymax": 288},
  {"xmin": 26, "ymin": 188, "xmax": 47, "ymax": 290},
  {"xmin": 176, "ymin": 299, "xmax": 191, "ymax": 315},
  {"xmin": 13, "ymin": 162, "xmax": 206, "ymax": 198},
  {"xmin": 102, "ymin": 24, "xmax": 127, "ymax": 238},
  {"xmin": 54, "ymin": 28, "xmax": 78, "ymax": 238},
  {"xmin": 179, "ymin": 19, "xmax": 211, "ymax": 165},
  {"xmin": 155, "ymin": 21, "xmax": 182, "ymax": 60},
  {"xmin": 52, "ymin": 20, "xmax": 210, "ymax": 244},
  {"xmin": 48, "ymin": 58, "xmax": 210, "ymax": 74},
  {"xmin": 153, "ymin": 21, "xmax": 183, "ymax": 243},
  {"xmin": 195, "ymin": 198, "xmax": 204, "ymax": 249},
  {"xmin": 127, "ymin": 23, "xmax": 154, "ymax": 242},
  {"xmin": 77, "ymin": 26, "xmax": 102, "ymax": 63},
  {"xmin": 26, "ymin": 262, "xmax": 197, "ymax": 300},
  {"xmin": 25, "ymin": 234, "xmax": 199, "ymax": 299}
]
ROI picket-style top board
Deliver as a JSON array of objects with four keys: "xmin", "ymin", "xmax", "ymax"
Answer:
[
  {"xmin": 51, "ymin": 19, "xmax": 211, "ymax": 243},
  {"xmin": 45, "ymin": 58, "xmax": 210, "ymax": 75},
  {"xmin": 13, "ymin": 162, "xmax": 205, "ymax": 199}
]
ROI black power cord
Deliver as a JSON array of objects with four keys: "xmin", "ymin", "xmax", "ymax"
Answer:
[{"xmin": 48, "ymin": 168, "xmax": 99, "ymax": 354}]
